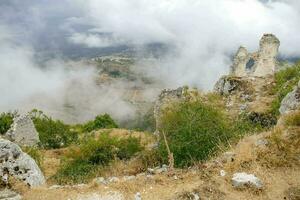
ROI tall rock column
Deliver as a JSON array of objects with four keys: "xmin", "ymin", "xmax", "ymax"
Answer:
[{"xmin": 253, "ymin": 34, "xmax": 280, "ymax": 76}]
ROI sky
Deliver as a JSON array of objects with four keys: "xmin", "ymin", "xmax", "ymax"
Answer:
[{"xmin": 0, "ymin": 0, "xmax": 300, "ymax": 122}]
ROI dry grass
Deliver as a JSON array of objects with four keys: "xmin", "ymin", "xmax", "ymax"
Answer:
[{"xmin": 18, "ymin": 113, "xmax": 300, "ymax": 200}]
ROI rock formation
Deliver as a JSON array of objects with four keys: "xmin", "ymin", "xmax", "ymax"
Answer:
[
  {"xmin": 279, "ymin": 80, "xmax": 300, "ymax": 114},
  {"xmin": 153, "ymin": 87, "xmax": 187, "ymax": 132},
  {"xmin": 230, "ymin": 34, "xmax": 280, "ymax": 77},
  {"xmin": 0, "ymin": 139, "xmax": 45, "ymax": 187},
  {"xmin": 5, "ymin": 114, "xmax": 40, "ymax": 147}
]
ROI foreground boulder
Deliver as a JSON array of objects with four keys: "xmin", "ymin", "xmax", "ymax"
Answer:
[
  {"xmin": 231, "ymin": 172, "xmax": 263, "ymax": 189},
  {"xmin": 0, "ymin": 139, "xmax": 45, "ymax": 187},
  {"xmin": 279, "ymin": 81, "xmax": 300, "ymax": 114},
  {"xmin": 5, "ymin": 114, "xmax": 40, "ymax": 147}
]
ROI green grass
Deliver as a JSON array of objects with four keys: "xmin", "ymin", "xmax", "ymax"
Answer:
[
  {"xmin": 31, "ymin": 110, "xmax": 78, "ymax": 149},
  {"xmin": 0, "ymin": 112, "xmax": 14, "ymax": 135},
  {"xmin": 269, "ymin": 61, "xmax": 300, "ymax": 116},
  {"xmin": 82, "ymin": 114, "xmax": 118, "ymax": 132},
  {"xmin": 158, "ymin": 100, "xmax": 233, "ymax": 167},
  {"xmin": 53, "ymin": 134, "xmax": 143, "ymax": 184}
]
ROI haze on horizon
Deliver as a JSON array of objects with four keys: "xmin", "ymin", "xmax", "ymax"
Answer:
[{"xmin": 0, "ymin": 0, "xmax": 300, "ymax": 123}]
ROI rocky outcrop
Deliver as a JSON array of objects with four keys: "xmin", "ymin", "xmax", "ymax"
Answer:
[
  {"xmin": 154, "ymin": 87, "xmax": 186, "ymax": 131},
  {"xmin": 279, "ymin": 81, "xmax": 300, "ymax": 114},
  {"xmin": 0, "ymin": 139, "xmax": 45, "ymax": 187},
  {"xmin": 231, "ymin": 34, "xmax": 280, "ymax": 77},
  {"xmin": 5, "ymin": 114, "xmax": 40, "ymax": 147},
  {"xmin": 213, "ymin": 76, "xmax": 255, "ymax": 98},
  {"xmin": 232, "ymin": 172, "xmax": 263, "ymax": 189}
]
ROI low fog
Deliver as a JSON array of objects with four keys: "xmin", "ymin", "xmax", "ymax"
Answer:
[{"xmin": 1, "ymin": 0, "xmax": 300, "ymax": 123}]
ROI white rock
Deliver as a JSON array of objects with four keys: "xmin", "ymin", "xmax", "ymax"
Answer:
[
  {"xmin": 232, "ymin": 172, "xmax": 263, "ymax": 189},
  {"xmin": 49, "ymin": 185, "xmax": 64, "ymax": 189},
  {"xmin": 5, "ymin": 114, "xmax": 40, "ymax": 147},
  {"xmin": 122, "ymin": 175, "xmax": 135, "ymax": 181},
  {"xmin": 134, "ymin": 192, "xmax": 141, "ymax": 200},
  {"xmin": 0, "ymin": 139, "xmax": 45, "ymax": 187},
  {"xmin": 0, "ymin": 189, "xmax": 22, "ymax": 200},
  {"xmin": 94, "ymin": 177, "xmax": 107, "ymax": 185},
  {"xmin": 220, "ymin": 170, "xmax": 226, "ymax": 177},
  {"xmin": 108, "ymin": 177, "xmax": 119, "ymax": 183}
]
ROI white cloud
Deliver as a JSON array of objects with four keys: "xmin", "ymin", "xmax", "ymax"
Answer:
[{"xmin": 66, "ymin": 0, "xmax": 300, "ymax": 89}]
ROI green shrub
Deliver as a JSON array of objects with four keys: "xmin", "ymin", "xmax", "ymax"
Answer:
[
  {"xmin": 54, "ymin": 134, "xmax": 143, "ymax": 184},
  {"xmin": 117, "ymin": 136, "xmax": 144, "ymax": 160},
  {"xmin": 0, "ymin": 112, "xmax": 14, "ymax": 135},
  {"xmin": 31, "ymin": 110, "xmax": 78, "ymax": 149},
  {"xmin": 158, "ymin": 100, "xmax": 233, "ymax": 167},
  {"xmin": 269, "ymin": 62, "xmax": 300, "ymax": 116},
  {"xmin": 83, "ymin": 114, "xmax": 118, "ymax": 132}
]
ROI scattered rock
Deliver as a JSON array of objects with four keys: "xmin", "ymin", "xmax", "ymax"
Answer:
[
  {"xmin": 220, "ymin": 170, "xmax": 226, "ymax": 177},
  {"xmin": 107, "ymin": 177, "xmax": 119, "ymax": 183},
  {"xmin": 255, "ymin": 139, "xmax": 269, "ymax": 148},
  {"xmin": 0, "ymin": 139, "xmax": 45, "ymax": 187},
  {"xmin": 93, "ymin": 177, "xmax": 107, "ymax": 185},
  {"xmin": 122, "ymin": 175, "xmax": 135, "ymax": 181},
  {"xmin": 4, "ymin": 114, "xmax": 40, "ymax": 147},
  {"xmin": 134, "ymin": 192, "xmax": 142, "ymax": 200},
  {"xmin": 0, "ymin": 189, "xmax": 22, "ymax": 200},
  {"xmin": 284, "ymin": 187, "xmax": 300, "ymax": 200},
  {"xmin": 147, "ymin": 165, "xmax": 168, "ymax": 175},
  {"xmin": 221, "ymin": 152, "xmax": 236, "ymax": 163},
  {"xmin": 279, "ymin": 81, "xmax": 300, "ymax": 114},
  {"xmin": 232, "ymin": 172, "xmax": 263, "ymax": 189},
  {"xmin": 76, "ymin": 192, "xmax": 124, "ymax": 200}
]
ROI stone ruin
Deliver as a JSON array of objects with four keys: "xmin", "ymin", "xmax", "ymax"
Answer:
[
  {"xmin": 230, "ymin": 34, "xmax": 280, "ymax": 77},
  {"xmin": 4, "ymin": 114, "xmax": 40, "ymax": 147}
]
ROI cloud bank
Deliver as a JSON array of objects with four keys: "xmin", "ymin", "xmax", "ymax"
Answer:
[{"xmin": 0, "ymin": 0, "xmax": 300, "ymax": 122}]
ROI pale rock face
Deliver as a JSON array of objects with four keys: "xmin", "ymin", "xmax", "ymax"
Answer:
[
  {"xmin": 231, "ymin": 47, "xmax": 249, "ymax": 77},
  {"xmin": 279, "ymin": 81, "xmax": 300, "ymax": 114},
  {"xmin": 0, "ymin": 139, "xmax": 45, "ymax": 187},
  {"xmin": 230, "ymin": 34, "xmax": 280, "ymax": 77},
  {"xmin": 253, "ymin": 34, "xmax": 280, "ymax": 76},
  {"xmin": 0, "ymin": 189, "xmax": 22, "ymax": 200},
  {"xmin": 5, "ymin": 114, "xmax": 40, "ymax": 147},
  {"xmin": 232, "ymin": 172, "xmax": 263, "ymax": 189}
]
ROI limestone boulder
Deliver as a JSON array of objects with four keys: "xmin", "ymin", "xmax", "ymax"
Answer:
[
  {"xmin": 0, "ymin": 139, "xmax": 45, "ymax": 187},
  {"xmin": 232, "ymin": 172, "xmax": 263, "ymax": 189},
  {"xmin": 279, "ymin": 81, "xmax": 300, "ymax": 114},
  {"xmin": 5, "ymin": 114, "xmax": 40, "ymax": 147}
]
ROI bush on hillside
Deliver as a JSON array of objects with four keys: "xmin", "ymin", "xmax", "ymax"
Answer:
[
  {"xmin": 158, "ymin": 100, "xmax": 233, "ymax": 168},
  {"xmin": 83, "ymin": 114, "xmax": 118, "ymax": 132},
  {"xmin": 54, "ymin": 134, "xmax": 143, "ymax": 184},
  {"xmin": 269, "ymin": 61, "xmax": 300, "ymax": 116},
  {"xmin": 31, "ymin": 110, "xmax": 78, "ymax": 149},
  {"xmin": 0, "ymin": 112, "xmax": 14, "ymax": 135}
]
